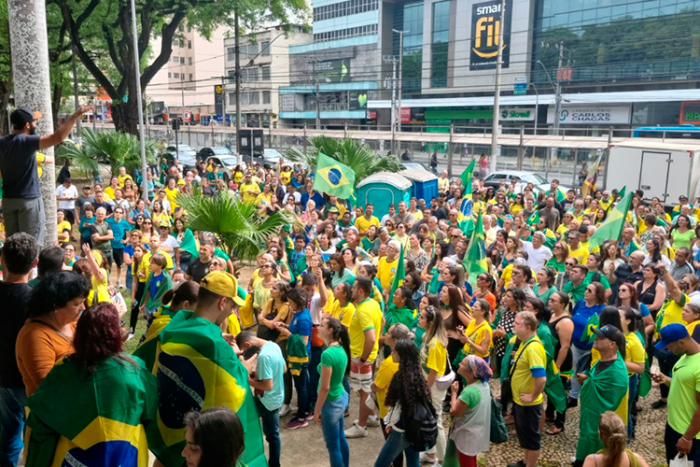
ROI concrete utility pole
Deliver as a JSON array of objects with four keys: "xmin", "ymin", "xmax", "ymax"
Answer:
[
  {"xmin": 72, "ymin": 48, "xmax": 82, "ymax": 142},
  {"xmin": 489, "ymin": 0, "xmax": 506, "ymax": 174},
  {"xmin": 129, "ymin": 0, "xmax": 149, "ymax": 202},
  {"xmin": 393, "ymin": 29, "xmax": 406, "ymax": 135},
  {"xmin": 7, "ymin": 0, "xmax": 57, "ymax": 244},
  {"xmin": 234, "ymin": 12, "xmax": 242, "ymax": 138},
  {"xmin": 551, "ymin": 41, "xmax": 564, "ymax": 163},
  {"xmin": 383, "ymin": 54, "xmax": 398, "ymax": 154},
  {"xmin": 313, "ymin": 59, "xmax": 321, "ymax": 130}
]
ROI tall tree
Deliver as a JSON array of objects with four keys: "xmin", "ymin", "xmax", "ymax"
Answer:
[
  {"xmin": 0, "ymin": 2, "xmax": 12, "ymax": 136},
  {"xmin": 57, "ymin": 0, "xmax": 308, "ymax": 136}
]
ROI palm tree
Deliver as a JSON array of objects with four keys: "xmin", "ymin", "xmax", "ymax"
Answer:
[
  {"xmin": 285, "ymin": 136, "xmax": 403, "ymax": 182},
  {"xmin": 177, "ymin": 190, "xmax": 294, "ymax": 261},
  {"xmin": 57, "ymin": 129, "xmax": 156, "ymax": 177}
]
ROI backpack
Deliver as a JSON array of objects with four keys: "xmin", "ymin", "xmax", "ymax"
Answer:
[
  {"xmin": 490, "ymin": 396, "xmax": 509, "ymax": 444},
  {"xmin": 402, "ymin": 399, "xmax": 438, "ymax": 452}
]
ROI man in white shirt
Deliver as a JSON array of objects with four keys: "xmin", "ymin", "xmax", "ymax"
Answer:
[
  {"xmin": 55, "ymin": 178, "xmax": 79, "ymax": 225},
  {"xmin": 521, "ymin": 231, "xmax": 553, "ymax": 272}
]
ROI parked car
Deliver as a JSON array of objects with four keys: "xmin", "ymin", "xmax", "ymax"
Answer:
[
  {"xmin": 204, "ymin": 155, "xmax": 239, "ymax": 183},
  {"xmin": 164, "ymin": 144, "xmax": 197, "ymax": 169},
  {"xmin": 402, "ymin": 161, "xmax": 432, "ymax": 172},
  {"xmin": 252, "ymin": 148, "xmax": 285, "ymax": 167},
  {"xmin": 482, "ymin": 170, "xmax": 570, "ymax": 195},
  {"xmin": 197, "ymin": 146, "xmax": 233, "ymax": 160}
]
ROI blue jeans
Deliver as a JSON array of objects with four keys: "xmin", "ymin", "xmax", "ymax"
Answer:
[
  {"xmin": 308, "ymin": 345, "xmax": 323, "ymax": 409},
  {"xmin": 570, "ymin": 346, "xmax": 589, "ymax": 399},
  {"xmin": 321, "ymin": 392, "xmax": 350, "ymax": 467},
  {"xmin": 375, "ymin": 430, "xmax": 420, "ymax": 467},
  {"xmin": 628, "ymin": 374, "xmax": 639, "ymax": 440},
  {"xmin": 0, "ymin": 386, "xmax": 27, "ymax": 467},
  {"xmin": 342, "ymin": 377, "xmax": 351, "ymax": 411},
  {"xmin": 254, "ymin": 398, "xmax": 281, "ymax": 467},
  {"xmin": 293, "ymin": 365, "xmax": 310, "ymax": 419}
]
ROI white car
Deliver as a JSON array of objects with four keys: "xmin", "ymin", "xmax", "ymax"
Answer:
[
  {"xmin": 205, "ymin": 155, "xmax": 239, "ymax": 183},
  {"xmin": 483, "ymin": 170, "xmax": 570, "ymax": 195}
]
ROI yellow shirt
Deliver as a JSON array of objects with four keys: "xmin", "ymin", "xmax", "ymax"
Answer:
[
  {"xmin": 411, "ymin": 210, "xmax": 423, "ymax": 222},
  {"xmin": 501, "ymin": 264, "xmax": 514, "ymax": 290},
  {"xmin": 463, "ymin": 320, "xmax": 493, "ymax": 358},
  {"xmin": 625, "ymin": 332, "xmax": 646, "ymax": 377},
  {"xmin": 118, "ymin": 174, "xmax": 133, "ymax": 189},
  {"xmin": 240, "ymin": 182, "xmax": 261, "ymax": 204},
  {"xmin": 374, "ymin": 355, "xmax": 399, "ymax": 418},
  {"xmin": 227, "ymin": 313, "xmax": 242, "ymax": 336},
  {"xmin": 438, "ymin": 177, "xmax": 450, "ymax": 193},
  {"xmin": 569, "ymin": 245, "xmax": 590, "ymax": 265},
  {"xmin": 90, "ymin": 268, "xmax": 110, "ymax": 306},
  {"xmin": 556, "ymin": 224, "xmax": 569, "ymax": 238},
  {"xmin": 659, "ymin": 294, "xmax": 690, "ymax": 331},
  {"xmin": 143, "ymin": 249, "xmax": 174, "ymax": 271},
  {"xmin": 354, "ymin": 215, "xmax": 380, "ymax": 235},
  {"xmin": 511, "ymin": 335, "xmax": 547, "ymax": 406},
  {"xmin": 349, "ymin": 298, "xmax": 382, "ymax": 362},
  {"xmin": 164, "ymin": 187, "xmax": 180, "ymax": 209},
  {"xmin": 331, "ymin": 301, "xmax": 356, "ymax": 328},
  {"xmin": 509, "ymin": 204, "xmax": 523, "ymax": 216},
  {"xmin": 36, "ymin": 152, "xmax": 45, "ymax": 178},
  {"xmin": 152, "ymin": 211, "xmax": 171, "ymax": 227},
  {"xmin": 571, "ymin": 210, "xmax": 585, "ymax": 223},
  {"xmin": 377, "ymin": 256, "xmax": 399, "ymax": 291},
  {"xmin": 687, "ymin": 320, "xmax": 700, "ymax": 337},
  {"xmin": 57, "ymin": 220, "xmax": 71, "ymax": 244},
  {"xmin": 104, "ymin": 186, "xmax": 117, "ymax": 200},
  {"xmin": 133, "ymin": 258, "xmax": 149, "ymax": 283},
  {"xmin": 422, "ymin": 337, "xmax": 447, "ymax": 376},
  {"xmin": 255, "ymin": 192, "xmax": 273, "ymax": 205},
  {"xmin": 280, "ymin": 170, "xmax": 293, "ymax": 185}
]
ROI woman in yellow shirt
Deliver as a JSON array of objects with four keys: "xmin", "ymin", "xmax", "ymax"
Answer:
[
  {"xmin": 458, "ymin": 299, "xmax": 493, "ymax": 360},
  {"xmin": 619, "ymin": 306, "xmax": 646, "ymax": 439},
  {"xmin": 509, "ymin": 193, "xmax": 524, "ymax": 215},
  {"xmin": 418, "ymin": 305, "xmax": 448, "ymax": 463},
  {"xmin": 683, "ymin": 302, "xmax": 700, "ymax": 343},
  {"xmin": 56, "ymin": 210, "xmax": 72, "ymax": 244},
  {"xmin": 164, "ymin": 178, "xmax": 180, "ymax": 210},
  {"xmin": 151, "ymin": 200, "xmax": 171, "ymax": 227}
]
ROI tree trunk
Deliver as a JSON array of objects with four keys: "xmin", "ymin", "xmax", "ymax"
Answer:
[
  {"xmin": 111, "ymin": 100, "xmax": 139, "ymax": 136},
  {"xmin": 0, "ymin": 79, "xmax": 12, "ymax": 136},
  {"xmin": 51, "ymin": 82, "xmax": 62, "ymax": 130},
  {"xmin": 7, "ymin": 0, "xmax": 57, "ymax": 245}
]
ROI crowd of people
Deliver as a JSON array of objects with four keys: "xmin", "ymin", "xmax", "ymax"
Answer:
[{"xmin": 0, "ymin": 103, "xmax": 699, "ymax": 467}]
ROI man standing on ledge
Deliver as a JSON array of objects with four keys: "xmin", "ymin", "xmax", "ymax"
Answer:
[{"xmin": 0, "ymin": 105, "xmax": 92, "ymax": 243}]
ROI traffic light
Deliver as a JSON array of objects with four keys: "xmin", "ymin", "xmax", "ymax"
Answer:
[{"xmin": 172, "ymin": 119, "xmax": 181, "ymax": 131}]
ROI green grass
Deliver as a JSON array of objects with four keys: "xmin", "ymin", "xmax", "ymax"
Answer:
[{"xmin": 122, "ymin": 295, "xmax": 149, "ymax": 354}]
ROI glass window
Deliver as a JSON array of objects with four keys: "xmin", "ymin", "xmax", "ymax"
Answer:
[
  {"xmin": 263, "ymin": 91, "xmax": 271, "ymax": 104},
  {"xmin": 172, "ymin": 56, "xmax": 179, "ymax": 63},
  {"xmin": 261, "ymin": 41, "xmax": 270, "ymax": 55},
  {"xmin": 173, "ymin": 73, "xmax": 179, "ymax": 79},
  {"xmin": 262, "ymin": 66, "xmax": 271, "ymax": 80},
  {"xmin": 227, "ymin": 48, "xmax": 235, "ymax": 61},
  {"xmin": 180, "ymin": 57, "xmax": 185, "ymax": 64},
  {"xmin": 189, "ymin": 74, "xmax": 193, "ymax": 81},
  {"xmin": 431, "ymin": 1, "xmax": 449, "ymax": 88},
  {"xmin": 189, "ymin": 57, "xmax": 192, "ymax": 65},
  {"xmin": 188, "ymin": 41, "xmax": 192, "ymax": 49}
]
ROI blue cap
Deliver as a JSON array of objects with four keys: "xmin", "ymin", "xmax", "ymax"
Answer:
[{"xmin": 655, "ymin": 323, "xmax": 689, "ymax": 350}]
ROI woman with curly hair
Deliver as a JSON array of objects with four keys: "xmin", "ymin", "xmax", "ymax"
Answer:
[{"xmin": 374, "ymin": 339, "xmax": 433, "ymax": 467}]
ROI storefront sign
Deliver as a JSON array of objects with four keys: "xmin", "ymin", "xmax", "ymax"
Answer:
[
  {"xmin": 367, "ymin": 111, "xmax": 377, "ymax": 119},
  {"xmin": 316, "ymin": 59, "xmax": 350, "ymax": 83},
  {"xmin": 400, "ymin": 108, "xmax": 411, "ymax": 123},
  {"xmin": 547, "ymin": 104, "xmax": 631, "ymax": 125},
  {"xmin": 214, "ymin": 85, "xmax": 224, "ymax": 117},
  {"xmin": 349, "ymin": 91, "xmax": 368, "ymax": 110},
  {"xmin": 680, "ymin": 101, "xmax": 700, "ymax": 124},
  {"xmin": 500, "ymin": 107, "xmax": 534, "ymax": 121},
  {"xmin": 470, "ymin": 0, "xmax": 512, "ymax": 70}
]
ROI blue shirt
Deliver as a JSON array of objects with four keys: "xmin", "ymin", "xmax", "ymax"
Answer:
[
  {"xmin": 571, "ymin": 300, "xmax": 606, "ymax": 350},
  {"xmin": 288, "ymin": 308, "xmax": 313, "ymax": 354},
  {"xmin": 301, "ymin": 191, "xmax": 325, "ymax": 209},
  {"xmin": 149, "ymin": 272, "xmax": 164, "ymax": 303},
  {"xmin": 256, "ymin": 342, "xmax": 286, "ymax": 411},
  {"xmin": 106, "ymin": 218, "xmax": 131, "ymax": 249}
]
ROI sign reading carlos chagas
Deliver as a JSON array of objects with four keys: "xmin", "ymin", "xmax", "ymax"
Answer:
[{"xmin": 470, "ymin": 0, "xmax": 512, "ymax": 71}]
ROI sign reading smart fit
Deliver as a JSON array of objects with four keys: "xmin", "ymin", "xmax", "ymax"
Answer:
[
  {"xmin": 470, "ymin": 0, "xmax": 512, "ymax": 71},
  {"xmin": 547, "ymin": 104, "xmax": 631, "ymax": 125}
]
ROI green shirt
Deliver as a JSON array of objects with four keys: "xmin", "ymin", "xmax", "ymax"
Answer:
[
  {"xmin": 319, "ymin": 345, "xmax": 348, "ymax": 401},
  {"xmin": 584, "ymin": 270, "xmax": 610, "ymax": 289},
  {"xmin": 668, "ymin": 352, "xmax": 700, "ymax": 439},
  {"xmin": 533, "ymin": 284, "xmax": 557, "ymax": 304},
  {"xmin": 563, "ymin": 281, "xmax": 586, "ymax": 303},
  {"xmin": 546, "ymin": 257, "xmax": 566, "ymax": 273},
  {"xmin": 459, "ymin": 383, "xmax": 483, "ymax": 407}
]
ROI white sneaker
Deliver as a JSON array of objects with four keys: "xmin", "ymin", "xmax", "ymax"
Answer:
[
  {"xmin": 420, "ymin": 452, "xmax": 436, "ymax": 464},
  {"xmin": 126, "ymin": 333, "xmax": 135, "ymax": 341},
  {"xmin": 366, "ymin": 415, "xmax": 380, "ymax": 427},
  {"xmin": 344, "ymin": 423, "xmax": 368, "ymax": 438},
  {"xmin": 279, "ymin": 404, "xmax": 291, "ymax": 417}
]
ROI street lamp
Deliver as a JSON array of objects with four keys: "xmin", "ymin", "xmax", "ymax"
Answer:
[{"xmin": 129, "ymin": 0, "xmax": 149, "ymax": 202}]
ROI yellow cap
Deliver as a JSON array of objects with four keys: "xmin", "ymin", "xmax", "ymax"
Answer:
[{"xmin": 200, "ymin": 270, "xmax": 245, "ymax": 306}]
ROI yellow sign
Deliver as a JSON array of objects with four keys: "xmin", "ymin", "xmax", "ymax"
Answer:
[
  {"xmin": 470, "ymin": 0, "xmax": 512, "ymax": 70},
  {"xmin": 215, "ymin": 85, "xmax": 223, "ymax": 94}
]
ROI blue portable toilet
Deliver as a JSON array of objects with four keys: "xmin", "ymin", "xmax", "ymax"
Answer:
[
  {"xmin": 399, "ymin": 169, "xmax": 438, "ymax": 203},
  {"xmin": 356, "ymin": 172, "xmax": 412, "ymax": 219}
]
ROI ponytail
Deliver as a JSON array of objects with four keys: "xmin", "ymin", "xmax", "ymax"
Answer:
[{"xmin": 325, "ymin": 317, "xmax": 351, "ymax": 377}]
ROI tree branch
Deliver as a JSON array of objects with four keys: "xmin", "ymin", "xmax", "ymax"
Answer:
[{"xmin": 141, "ymin": 8, "xmax": 187, "ymax": 88}]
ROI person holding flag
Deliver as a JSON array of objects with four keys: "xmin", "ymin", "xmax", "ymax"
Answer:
[
  {"xmin": 581, "ymin": 154, "xmax": 603, "ymax": 198},
  {"xmin": 463, "ymin": 212, "xmax": 489, "ymax": 287},
  {"xmin": 153, "ymin": 270, "xmax": 266, "ymax": 467},
  {"xmin": 313, "ymin": 152, "xmax": 356, "ymax": 202}
]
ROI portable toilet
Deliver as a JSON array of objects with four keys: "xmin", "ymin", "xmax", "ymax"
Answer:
[
  {"xmin": 399, "ymin": 169, "xmax": 438, "ymax": 203},
  {"xmin": 356, "ymin": 172, "xmax": 412, "ymax": 219}
]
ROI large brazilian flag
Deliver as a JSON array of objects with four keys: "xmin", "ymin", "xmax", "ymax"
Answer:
[
  {"xmin": 25, "ymin": 354, "xmax": 165, "ymax": 467},
  {"xmin": 155, "ymin": 310, "xmax": 267, "ymax": 467},
  {"xmin": 133, "ymin": 306, "xmax": 179, "ymax": 372}
]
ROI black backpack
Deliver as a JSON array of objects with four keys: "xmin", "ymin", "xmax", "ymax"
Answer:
[{"xmin": 402, "ymin": 399, "xmax": 438, "ymax": 452}]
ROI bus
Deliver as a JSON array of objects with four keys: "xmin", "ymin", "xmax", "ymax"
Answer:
[{"xmin": 632, "ymin": 125, "xmax": 700, "ymax": 139}]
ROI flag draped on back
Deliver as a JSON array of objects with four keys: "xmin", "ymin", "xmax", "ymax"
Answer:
[
  {"xmin": 581, "ymin": 154, "xmax": 603, "ymax": 197},
  {"xmin": 312, "ymin": 152, "xmax": 356, "ymax": 200},
  {"xmin": 133, "ymin": 307, "xmax": 178, "ymax": 373},
  {"xmin": 154, "ymin": 310, "xmax": 267, "ymax": 467},
  {"xmin": 588, "ymin": 191, "xmax": 633, "ymax": 250},
  {"xmin": 464, "ymin": 212, "xmax": 488, "ymax": 284},
  {"xmin": 25, "ymin": 355, "xmax": 165, "ymax": 467},
  {"xmin": 389, "ymin": 246, "xmax": 406, "ymax": 299},
  {"xmin": 460, "ymin": 160, "xmax": 475, "ymax": 195}
]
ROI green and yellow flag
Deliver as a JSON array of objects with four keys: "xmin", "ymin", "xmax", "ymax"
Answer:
[
  {"xmin": 312, "ymin": 152, "xmax": 356, "ymax": 200},
  {"xmin": 389, "ymin": 245, "xmax": 406, "ymax": 299},
  {"xmin": 460, "ymin": 160, "xmax": 475, "ymax": 196},
  {"xmin": 133, "ymin": 306, "xmax": 179, "ymax": 373},
  {"xmin": 154, "ymin": 310, "xmax": 267, "ymax": 467},
  {"xmin": 589, "ymin": 191, "xmax": 633, "ymax": 250},
  {"xmin": 464, "ymin": 212, "xmax": 488, "ymax": 284},
  {"xmin": 526, "ymin": 210, "xmax": 540, "ymax": 226},
  {"xmin": 25, "ymin": 355, "xmax": 165, "ymax": 467}
]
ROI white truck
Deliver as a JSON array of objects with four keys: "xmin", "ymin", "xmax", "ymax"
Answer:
[{"xmin": 605, "ymin": 139, "xmax": 700, "ymax": 207}]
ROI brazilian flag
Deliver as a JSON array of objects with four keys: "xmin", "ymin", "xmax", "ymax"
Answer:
[
  {"xmin": 133, "ymin": 306, "xmax": 179, "ymax": 373},
  {"xmin": 312, "ymin": 152, "xmax": 356, "ymax": 200},
  {"xmin": 463, "ymin": 212, "xmax": 488, "ymax": 284},
  {"xmin": 25, "ymin": 355, "xmax": 166, "ymax": 467},
  {"xmin": 155, "ymin": 310, "xmax": 267, "ymax": 467}
]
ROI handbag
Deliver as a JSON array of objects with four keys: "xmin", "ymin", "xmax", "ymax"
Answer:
[
  {"xmin": 489, "ymin": 392, "xmax": 509, "ymax": 444},
  {"xmin": 435, "ymin": 351, "xmax": 456, "ymax": 391},
  {"xmin": 669, "ymin": 454, "xmax": 692, "ymax": 467},
  {"xmin": 256, "ymin": 307, "xmax": 281, "ymax": 341}
]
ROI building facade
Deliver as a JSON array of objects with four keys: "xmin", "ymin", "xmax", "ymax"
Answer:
[
  {"xmin": 224, "ymin": 26, "xmax": 311, "ymax": 128},
  {"xmin": 280, "ymin": 0, "xmax": 700, "ymax": 131}
]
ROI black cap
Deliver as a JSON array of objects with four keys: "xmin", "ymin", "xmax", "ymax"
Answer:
[
  {"xmin": 10, "ymin": 107, "xmax": 42, "ymax": 127},
  {"xmin": 592, "ymin": 324, "xmax": 624, "ymax": 341}
]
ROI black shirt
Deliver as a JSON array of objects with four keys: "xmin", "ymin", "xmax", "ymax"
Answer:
[
  {"xmin": 0, "ymin": 282, "xmax": 32, "ymax": 388},
  {"xmin": 0, "ymin": 133, "xmax": 41, "ymax": 199},
  {"xmin": 92, "ymin": 201, "xmax": 113, "ymax": 215},
  {"xmin": 614, "ymin": 264, "xmax": 643, "ymax": 286},
  {"xmin": 186, "ymin": 258, "xmax": 212, "ymax": 283}
]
